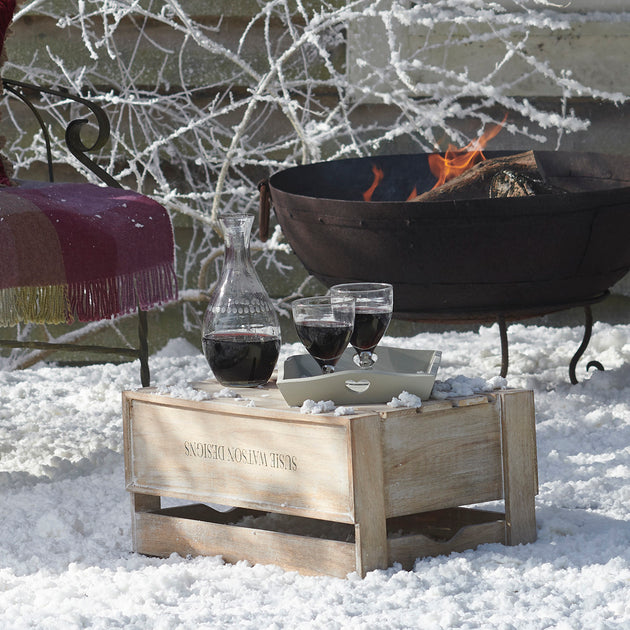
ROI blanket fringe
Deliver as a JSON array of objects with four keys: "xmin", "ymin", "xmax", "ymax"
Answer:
[
  {"xmin": 0, "ymin": 262, "xmax": 178, "ymax": 327},
  {"xmin": 69, "ymin": 261, "xmax": 179, "ymax": 322},
  {"xmin": 0, "ymin": 285, "xmax": 70, "ymax": 327}
]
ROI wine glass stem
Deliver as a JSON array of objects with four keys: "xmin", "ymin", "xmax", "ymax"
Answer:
[
  {"xmin": 322, "ymin": 365, "xmax": 335, "ymax": 374},
  {"xmin": 357, "ymin": 351, "xmax": 375, "ymax": 369}
]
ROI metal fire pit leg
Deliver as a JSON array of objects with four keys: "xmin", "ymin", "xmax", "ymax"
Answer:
[
  {"xmin": 497, "ymin": 314, "xmax": 509, "ymax": 378},
  {"xmin": 569, "ymin": 305, "xmax": 605, "ymax": 384}
]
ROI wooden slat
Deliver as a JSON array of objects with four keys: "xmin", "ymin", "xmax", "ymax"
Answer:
[
  {"xmin": 350, "ymin": 415, "xmax": 388, "ymax": 576},
  {"xmin": 131, "ymin": 503, "xmax": 509, "ymax": 576},
  {"xmin": 417, "ymin": 400, "xmax": 458, "ymax": 413},
  {"xmin": 376, "ymin": 399, "xmax": 452, "ymax": 418},
  {"xmin": 499, "ymin": 390, "xmax": 538, "ymax": 545},
  {"xmin": 451, "ymin": 395, "xmax": 491, "ymax": 407},
  {"xmin": 133, "ymin": 511, "xmax": 357, "ymax": 578}
]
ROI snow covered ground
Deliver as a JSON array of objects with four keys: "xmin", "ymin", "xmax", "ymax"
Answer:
[{"xmin": 1, "ymin": 322, "xmax": 629, "ymax": 629}]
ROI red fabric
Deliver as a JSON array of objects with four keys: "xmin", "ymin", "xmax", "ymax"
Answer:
[
  {"xmin": 0, "ymin": 0, "xmax": 15, "ymax": 51},
  {"xmin": 0, "ymin": 182, "xmax": 178, "ymax": 322},
  {"xmin": 0, "ymin": 0, "xmax": 16, "ymax": 187},
  {"xmin": 0, "ymin": 155, "xmax": 11, "ymax": 186}
]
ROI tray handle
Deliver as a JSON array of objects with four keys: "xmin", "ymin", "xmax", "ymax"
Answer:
[{"xmin": 344, "ymin": 379, "xmax": 371, "ymax": 393}]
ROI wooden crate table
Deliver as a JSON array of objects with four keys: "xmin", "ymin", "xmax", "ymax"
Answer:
[{"xmin": 122, "ymin": 382, "xmax": 538, "ymax": 578}]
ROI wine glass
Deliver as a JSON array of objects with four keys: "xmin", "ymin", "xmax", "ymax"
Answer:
[
  {"xmin": 329, "ymin": 282, "xmax": 393, "ymax": 369},
  {"xmin": 291, "ymin": 295, "xmax": 355, "ymax": 374}
]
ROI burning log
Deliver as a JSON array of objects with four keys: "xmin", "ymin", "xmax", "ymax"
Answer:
[
  {"xmin": 410, "ymin": 150, "xmax": 556, "ymax": 202},
  {"xmin": 489, "ymin": 169, "xmax": 565, "ymax": 198}
]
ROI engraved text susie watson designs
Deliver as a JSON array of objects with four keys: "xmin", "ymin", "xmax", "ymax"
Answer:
[{"xmin": 183, "ymin": 441, "xmax": 298, "ymax": 471}]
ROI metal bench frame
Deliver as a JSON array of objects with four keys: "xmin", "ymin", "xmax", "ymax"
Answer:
[{"xmin": 0, "ymin": 78, "xmax": 150, "ymax": 386}]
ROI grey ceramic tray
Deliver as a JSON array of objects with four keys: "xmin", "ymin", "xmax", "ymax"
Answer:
[{"xmin": 277, "ymin": 346, "xmax": 441, "ymax": 407}]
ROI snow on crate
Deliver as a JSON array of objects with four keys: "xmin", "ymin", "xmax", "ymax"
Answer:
[
  {"xmin": 155, "ymin": 384, "xmax": 249, "ymax": 402},
  {"xmin": 299, "ymin": 399, "xmax": 356, "ymax": 415},
  {"xmin": 299, "ymin": 392, "xmax": 424, "ymax": 414},
  {"xmin": 432, "ymin": 374, "xmax": 507, "ymax": 399},
  {"xmin": 387, "ymin": 391, "xmax": 423, "ymax": 408},
  {"xmin": 298, "ymin": 378, "xmax": 506, "ymax": 416}
]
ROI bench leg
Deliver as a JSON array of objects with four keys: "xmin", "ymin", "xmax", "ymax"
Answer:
[{"xmin": 138, "ymin": 307, "xmax": 150, "ymax": 387}]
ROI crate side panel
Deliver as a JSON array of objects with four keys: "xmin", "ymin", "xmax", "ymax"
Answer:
[
  {"xmin": 127, "ymin": 400, "xmax": 353, "ymax": 520},
  {"xmin": 382, "ymin": 403, "xmax": 503, "ymax": 516}
]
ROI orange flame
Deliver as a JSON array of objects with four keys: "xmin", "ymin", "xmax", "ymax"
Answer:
[
  {"xmin": 361, "ymin": 115, "xmax": 508, "ymax": 201},
  {"xmin": 428, "ymin": 115, "xmax": 508, "ymax": 190},
  {"xmin": 363, "ymin": 164, "xmax": 385, "ymax": 201}
]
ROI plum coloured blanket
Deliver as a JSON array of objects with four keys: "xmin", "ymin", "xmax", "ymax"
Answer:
[{"xmin": 0, "ymin": 182, "xmax": 178, "ymax": 326}]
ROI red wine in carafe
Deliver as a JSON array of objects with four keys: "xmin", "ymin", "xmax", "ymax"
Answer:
[{"xmin": 203, "ymin": 332, "xmax": 280, "ymax": 387}]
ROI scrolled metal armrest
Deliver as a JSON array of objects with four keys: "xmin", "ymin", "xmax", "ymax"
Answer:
[{"xmin": 1, "ymin": 78, "xmax": 120, "ymax": 188}]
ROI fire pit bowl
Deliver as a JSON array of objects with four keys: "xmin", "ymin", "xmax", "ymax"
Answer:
[{"xmin": 260, "ymin": 150, "xmax": 630, "ymax": 381}]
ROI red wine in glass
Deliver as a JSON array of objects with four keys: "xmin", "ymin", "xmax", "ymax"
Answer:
[
  {"xmin": 329, "ymin": 283, "xmax": 393, "ymax": 368},
  {"xmin": 294, "ymin": 320, "xmax": 353, "ymax": 372},
  {"xmin": 291, "ymin": 295, "xmax": 355, "ymax": 374},
  {"xmin": 202, "ymin": 331, "xmax": 280, "ymax": 387},
  {"xmin": 351, "ymin": 309, "xmax": 392, "ymax": 353}
]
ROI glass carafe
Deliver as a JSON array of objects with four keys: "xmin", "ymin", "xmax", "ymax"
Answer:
[{"xmin": 202, "ymin": 214, "xmax": 281, "ymax": 387}]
